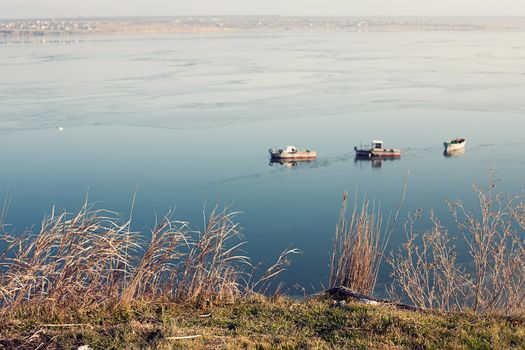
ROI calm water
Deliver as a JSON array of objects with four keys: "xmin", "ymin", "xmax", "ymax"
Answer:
[{"xmin": 1, "ymin": 30, "xmax": 525, "ymax": 293}]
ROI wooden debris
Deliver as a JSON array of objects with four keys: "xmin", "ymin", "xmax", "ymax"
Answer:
[
  {"xmin": 166, "ymin": 335, "xmax": 202, "ymax": 340},
  {"xmin": 325, "ymin": 286, "xmax": 427, "ymax": 312}
]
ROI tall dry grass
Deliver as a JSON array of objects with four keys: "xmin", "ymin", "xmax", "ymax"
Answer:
[
  {"xmin": 329, "ymin": 192, "xmax": 384, "ymax": 294},
  {"xmin": 329, "ymin": 176, "xmax": 407, "ymax": 295},
  {"xmin": 389, "ymin": 179, "xmax": 525, "ymax": 314},
  {"xmin": 0, "ymin": 202, "xmax": 297, "ymax": 312},
  {"xmin": 388, "ymin": 211, "xmax": 466, "ymax": 311}
]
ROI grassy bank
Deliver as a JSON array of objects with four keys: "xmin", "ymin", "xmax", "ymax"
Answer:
[{"xmin": 2, "ymin": 296, "xmax": 525, "ymax": 349}]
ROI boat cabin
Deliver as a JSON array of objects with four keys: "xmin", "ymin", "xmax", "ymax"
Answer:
[
  {"xmin": 354, "ymin": 139, "xmax": 400, "ymax": 158},
  {"xmin": 284, "ymin": 145, "xmax": 297, "ymax": 153},
  {"xmin": 372, "ymin": 140, "xmax": 383, "ymax": 150},
  {"xmin": 450, "ymin": 138, "xmax": 465, "ymax": 144}
]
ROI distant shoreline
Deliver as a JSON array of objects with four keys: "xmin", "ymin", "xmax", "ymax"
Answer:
[{"xmin": 2, "ymin": 16, "xmax": 525, "ymax": 39}]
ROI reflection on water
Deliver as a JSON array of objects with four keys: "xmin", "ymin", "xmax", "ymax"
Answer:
[
  {"xmin": 269, "ymin": 159, "xmax": 316, "ymax": 168},
  {"xmin": 444, "ymin": 148, "xmax": 466, "ymax": 158},
  {"xmin": 354, "ymin": 156, "xmax": 401, "ymax": 168}
]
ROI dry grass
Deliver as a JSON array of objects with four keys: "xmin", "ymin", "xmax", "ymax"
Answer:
[
  {"xmin": 0, "ymin": 202, "xmax": 133, "ymax": 308},
  {"xmin": 329, "ymin": 176, "xmax": 407, "ymax": 294},
  {"xmin": 329, "ymin": 192, "xmax": 384, "ymax": 294},
  {"xmin": 0, "ymin": 202, "xmax": 296, "ymax": 313},
  {"xmin": 388, "ymin": 211, "xmax": 466, "ymax": 311},
  {"xmin": 2, "ymin": 172, "xmax": 525, "ymax": 321},
  {"xmin": 389, "ymin": 178, "xmax": 525, "ymax": 314},
  {"xmin": 2, "ymin": 296, "xmax": 525, "ymax": 350}
]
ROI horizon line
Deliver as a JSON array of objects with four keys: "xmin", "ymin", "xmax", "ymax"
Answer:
[{"xmin": 3, "ymin": 14, "xmax": 525, "ymax": 21}]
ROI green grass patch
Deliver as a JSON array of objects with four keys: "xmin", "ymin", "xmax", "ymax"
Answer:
[{"xmin": 1, "ymin": 296, "xmax": 525, "ymax": 349}]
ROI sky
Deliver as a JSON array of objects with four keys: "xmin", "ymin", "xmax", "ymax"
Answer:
[{"xmin": 2, "ymin": 0, "xmax": 525, "ymax": 19}]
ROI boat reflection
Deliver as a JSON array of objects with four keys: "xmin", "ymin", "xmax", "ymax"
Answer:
[
  {"xmin": 354, "ymin": 156, "xmax": 399, "ymax": 168},
  {"xmin": 269, "ymin": 159, "xmax": 315, "ymax": 168},
  {"xmin": 443, "ymin": 148, "xmax": 466, "ymax": 158}
]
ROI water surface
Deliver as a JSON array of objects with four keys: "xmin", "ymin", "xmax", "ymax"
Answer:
[{"xmin": 1, "ymin": 30, "xmax": 525, "ymax": 292}]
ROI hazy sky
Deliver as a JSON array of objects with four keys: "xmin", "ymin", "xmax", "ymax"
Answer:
[{"xmin": 3, "ymin": 0, "xmax": 525, "ymax": 19}]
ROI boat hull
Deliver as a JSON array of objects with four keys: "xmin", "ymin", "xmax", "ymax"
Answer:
[
  {"xmin": 270, "ymin": 151, "xmax": 317, "ymax": 160},
  {"xmin": 355, "ymin": 150, "xmax": 373, "ymax": 158},
  {"xmin": 355, "ymin": 149, "xmax": 401, "ymax": 158},
  {"xmin": 371, "ymin": 150, "xmax": 401, "ymax": 158}
]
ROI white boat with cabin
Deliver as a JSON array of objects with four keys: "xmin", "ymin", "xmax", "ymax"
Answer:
[
  {"xmin": 269, "ymin": 145, "xmax": 317, "ymax": 160},
  {"xmin": 354, "ymin": 140, "xmax": 401, "ymax": 158}
]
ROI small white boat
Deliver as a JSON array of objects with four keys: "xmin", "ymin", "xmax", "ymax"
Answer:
[
  {"xmin": 269, "ymin": 145, "xmax": 317, "ymax": 160},
  {"xmin": 443, "ymin": 138, "xmax": 466, "ymax": 152},
  {"xmin": 354, "ymin": 140, "xmax": 401, "ymax": 158}
]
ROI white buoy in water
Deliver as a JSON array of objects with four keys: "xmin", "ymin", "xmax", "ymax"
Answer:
[{"xmin": 58, "ymin": 127, "xmax": 64, "ymax": 131}]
